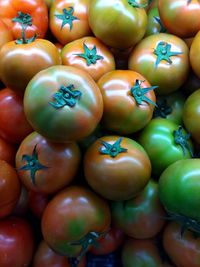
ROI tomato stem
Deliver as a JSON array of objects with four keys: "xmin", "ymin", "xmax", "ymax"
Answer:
[
  {"xmin": 173, "ymin": 126, "xmax": 193, "ymax": 157},
  {"xmin": 55, "ymin": 7, "xmax": 79, "ymax": 30},
  {"xmin": 99, "ymin": 137, "xmax": 127, "ymax": 157},
  {"xmin": 128, "ymin": 0, "xmax": 147, "ymax": 8},
  {"xmin": 153, "ymin": 98, "xmax": 172, "ymax": 118}
]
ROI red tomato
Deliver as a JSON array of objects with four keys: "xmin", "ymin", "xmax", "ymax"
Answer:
[
  {"xmin": 0, "ymin": 136, "xmax": 17, "ymax": 165},
  {"xmin": 28, "ymin": 190, "xmax": 49, "ymax": 218},
  {"xmin": 0, "ymin": 88, "xmax": 33, "ymax": 144},
  {"xmin": 0, "ymin": 18, "xmax": 13, "ymax": 49},
  {"xmin": 0, "ymin": 0, "xmax": 48, "ymax": 39},
  {"xmin": 0, "ymin": 160, "xmax": 21, "ymax": 218},
  {"xmin": 0, "ymin": 216, "xmax": 34, "ymax": 267}
]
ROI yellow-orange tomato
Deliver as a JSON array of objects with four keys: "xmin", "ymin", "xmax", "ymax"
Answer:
[{"xmin": 0, "ymin": 19, "xmax": 13, "ymax": 49}]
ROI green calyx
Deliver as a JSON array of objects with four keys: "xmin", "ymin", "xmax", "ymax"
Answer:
[
  {"xmin": 153, "ymin": 16, "xmax": 167, "ymax": 33},
  {"xmin": 12, "ymin": 11, "xmax": 36, "ymax": 44},
  {"xmin": 69, "ymin": 231, "xmax": 106, "ymax": 263},
  {"xmin": 130, "ymin": 79, "xmax": 158, "ymax": 106},
  {"xmin": 74, "ymin": 43, "xmax": 104, "ymax": 66},
  {"xmin": 165, "ymin": 211, "xmax": 200, "ymax": 236},
  {"xmin": 55, "ymin": 7, "xmax": 79, "ymax": 30},
  {"xmin": 154, "ymin": 41, "xmax": 183, "ymax": 67},
  {"xmin": 128, "ymin": 0, "xmax": 147, "ymax": 8},
  {"xmin": 99, "ymin": 137, "xmax": 127, "ymax": 157},
  {"xmin": 19, "ymin": 144, "xmax": 48, "ymax": 185},
  {"xmin": 153, "ymin": 98, "xmax": 172, "ymax": 118},
  {"xmin": 173, "ymin": 126, "xmax": 193, "ymax": 157},
  {"xmin": 49, "ymin": 84, "xmax": 82, "ymax": 109}
]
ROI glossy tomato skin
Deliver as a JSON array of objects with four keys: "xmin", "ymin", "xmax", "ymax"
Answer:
[
  {"xmin": 89, "ymin": 227, "xmax": 125, "ymax": 255},
  {"xmin": 15, "ymin": 131, "xmax": 81, "ymax": 194},
  {"xmin": 97, "ymin": 70, "xmax": 157, "ymax": 134},
  {"xmin": 49, "ymin": 0, "xmax": 91, "ymax": 45},
  {"xmin": 61, "ymin": 36, "xmax": 116, "ymax": 81},
  {"xmin": 190, "ymin": 31, "xmax": 200, "ymax": 78},
  {"xmin": 0, "ymin": 136, "xmax": 17, "ymax": 165},
  {"xmin": 41, "ymin": 185, "xmax": 111, "ymax": 257},
  {"xmin": 0, "ymin": 19, "xmax": 13, "ymax": 49},
  {"xmin": 159, "ymin": 159, "xmax": 200, "ymax": 223},
  {"xmin": 128, "ymin": 33, "xmax": 190, "ymax": 95},
  {"xmin": 183, "ymin": 89, "xmax": 200, "ymax": 144},
  {"xmin": 158, "ymin": 0, "xmax": 200, "ymax": 38},
  {"xmin": 88, "ymin": 0, "xmax": 147, "ymax": 49},
  {"xmin": 0, "ymin": 216, "xmax": 34, "ymax": 267},
  {"xmin": 33, "ymin": 240, "xmax": 86, "ymax": 267},
  {"xmin": 0, "ymin": 160, "xmax": 21, "ymax": 218},
  {"xmin": 0, "ymin": 0, "xmax": 48, "ymax": 39},
  {"xmin": 0, "ymin": 88, "xmax": 33, "ymax": 144},
  {"xmin": 138, "ymin": 118, "xmax": 193, "ymax": 177},
  {"xmin": 163, "ymin": 222, "xmax": 200, "ymax": 267},
  {"xmin": 84, "ymin": 135, "xmax": 151, "ymax": 201},
  {"xmin": 122, "ymin": 238, "xmax": 163, "ymax": 267},
  {"xmin": 111, "ymin": 179, "xmax": 166, "ymax": 239},
  {"xmin": 24, "ymin": 65, "xmax": 103, "ymax": 142},
  {"xmin": 0, "ymin": 39, "xmax": 61, "ymax": 94}
]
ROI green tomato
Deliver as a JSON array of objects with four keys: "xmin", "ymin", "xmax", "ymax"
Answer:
[{"xmin": 138, "ymin": 118, "xmax": 193, "ymax": 177}]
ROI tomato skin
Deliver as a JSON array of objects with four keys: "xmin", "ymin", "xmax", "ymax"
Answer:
[
  {"xmin": 122, "ymin": 238, "xmax": 163, "ymax": 267},
  {"xmin": 158, "ymin": 0, "xmax": 200, "ymax": 38},
  {"xmin": 49, "ymin": 0, "xmax": 91, "ymax": 45},
  {"xmin": 163, "ymin": 222, "xmax": 200, "ymax": 267},
  {"xmin": 159, "ymin": 159, "xmax": 200, "ymax": 222},
  {"xmin": 24, "ymin": 65, "xmax": 103, "ymax": 143},
  {"xmin": 138, "ymin": 118, "xmax": 193, "ymax": 177},
  {"xmin": 88, "ymin": 0, "xmax": 147, "ymax": 49},
  {"xmin": 33, "ymin": 240, "xmax": 86, "ymax": 267},
  {"xmin": 111, "ymin": 179, "xmax": 166, "ymax": 239},
  {"xmin": 0, "ymin": 160, "xmax": 21, "ymax": 218},
  {"xmin": 0, "ymin": 0, "xmax": 48, "ymax": 39},
  {"xmin": 0, "ymin": 216, "xmax": 34, "ymax": 267},
  {"xmin": 89, "ymin": 227, "xmax": 125, "ymax": 255},
  {"xmin": 128, "ymin": 33, "xmax": 189, "ymax": 95},
  {"xmin": 0, "ymin": 88, "xmax": 33, "ymax": 144},
  {"xmin": 190, "ymin": 31, "xmax": 200, "ymax": 79},
  {"xmin": 0, "ymin": 136, "xmax": 17, "ymax": 165},
  {"xmin": 41, "ymin": 185, "xmax": 111, "ymax": 257},
  {"xmin": 97, "ymin": 70, "xmax": 156, "ymax": 134},
  {"xmin": 28, "ymin": 191, "xmax": 49, "ymax": 218},
  {"xmin": 0, "ymin": 19, "xmax": 13, "ymax": 49},
  {"xmin": 0, "ymin": 39, "xmax": 61, "ymax": 94},
  {"xmin": 15, "ymin": 131, "xmax": 81, "ymax": 194},
  {"xmin": 61, "ymin": 36, "xmax": 116, "ymax": 82},
  {"xmin": 84, "ymin": 135, "xmax": 151, "ymax": 201}
]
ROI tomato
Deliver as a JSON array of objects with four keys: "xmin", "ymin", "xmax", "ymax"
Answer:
[
  {"xmin": 163, "ymin": 221, "xmax": 200, "ymax": 267},
  {"xmin": 84, "ymin": 135, "xmax": 151, "ymax": 201},
  {"xmin": 0, "ymin": 216, "xmax": 34, "ymax": 267},
  {"xmin": 0, "ymin": 19, "xmax": 13, "ymax": 49},
  {"xmin": 190, "ymin": 31, "xmax": 200, "ymax": 78},
  {"xmin": 0, "ymin": 37, "xmax": 61, "ymax": 95},
  {"xmin": 128, "ymin": 33, "xmax": 190, "ymax": 95},
  {"xmin": 13, "ymin": 185, "xmax": 29, "ymax": 216},
  {"xmin": 33, "ymin": 240, "xmax": 86, "ymax": 267},
  {"xmin": 158, "ymin": 159, "xmax": 200, "ymax": 233},
  {"xmin": 15, "ymin": 131, "xmax": 81, "ymax": 194},
  {"xmin": 97, "ymin": 70, "xmax": 157, "ymax": 134},
  {"xmin": 111, "ymin": 179, "xmax": 166, "ymax": 239},
  {"xmin": 61, "ymin": 36, "xmax": 116, "ymax": 81},
  {"xmin": 0, "ymin": 0, "xmax": 48, "ymax": 39},
  {"xmin": 0, "ymin": 88, "xmax": 33, "ymax": 144},
  {"xmin": 88, "ymin": 0, "xmax": 147, "ymax": 49},
  {"xmin": 181, "ymin": 70, "xmax": 200, "ymax": 96},
  {"xmin": 0, "ymin": 136, "xmax": 17, "ymax": 165},
  {"xmin": 153, "ymin": 90, "xmax": 186, "ymax": 124},
  {"xmin": 41, "ymin": 185, "xmax": 111, "ymax": 259},
  {"xmin": 158, "ymin": 0, "xmax": 200, "ymax": 38},
  {"xmin": 89, "ymin": 227, "xmax": 124, "ymax": 255},
  {"xmin": 24, "ymin": 65, "xmax": 103, "ymax": 142},
  {"xmin": 49, "ymin": 0, "xmax": 91, "ymax": 45},
  {"xmin": 28, "ymin": 191, "xmax": 49, "ymax": 218},
  {"xmin": 183, "ymin": 89, "xmax": 200, "ymax": 144},
  {"xmin": 0, "ymin": 160, "xmax": 21, "ymax": 218},
  {"xmin": 122, "ymin": 238, "xmax": 163, "ymax": 267},
  {"xmin": 138, "ymin": 118, "xmax": 193, "ymax": 177},
  {"xmin": 145, "ymin": 6, "xmax": 167, "ymax": 37}
]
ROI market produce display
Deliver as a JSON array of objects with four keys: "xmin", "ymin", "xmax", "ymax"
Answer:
[{"xmin": 0, "ymin": 0, "xmax": 200, "ymax": 266}]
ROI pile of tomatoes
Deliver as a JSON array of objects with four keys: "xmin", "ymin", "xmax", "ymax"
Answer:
[{"xmin": 0, "ymin": 0, "xmax": 200, "ymax": 266}]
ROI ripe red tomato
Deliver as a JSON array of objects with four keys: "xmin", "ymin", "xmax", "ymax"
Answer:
[
  {"xmin": 0, "ymin": 216, "xmax": 34, "ymax": 267},
  {"xmin": 0, "ymin": 160, "xmax": 21, "ymax": 218},
  {"xmin": 0, "ymin": 136, "xmax": 17, "ymax": 165}
]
